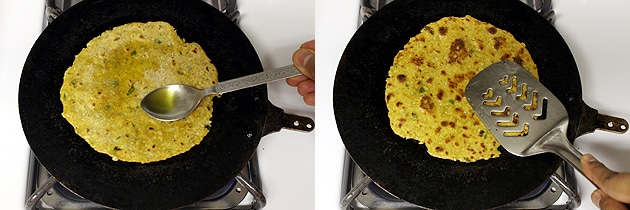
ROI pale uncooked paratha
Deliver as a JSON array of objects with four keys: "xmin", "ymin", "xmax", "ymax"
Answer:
[{"xmin": 60, "ymin": 21, "xmax": 219, "ymax": 163}]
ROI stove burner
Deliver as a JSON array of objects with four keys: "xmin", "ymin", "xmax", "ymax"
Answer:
[
  {"xmin": 367, "ymin": 183, "xmax": 398, "ymax": 201},
  {"xmin": 519, "ymin": 179, "xmax": 551, "ymax": 201},
  {"xmin": 203, "ymin": 179, "xmax": 238, "ymax": 201},
  {"xmin": 26, "ymin": 151, "xmax": 264, "ymax": 209},
  {"xmin": 359, "ymin": 0, "xmax": 555, "ymax": 25},
  {"xmin": 43, "ymin": 0, "xmax": 239, "ymax": 26},
  {"xmin": 341, "ymin": 151, "xmax": 580, "ymax": 209}
]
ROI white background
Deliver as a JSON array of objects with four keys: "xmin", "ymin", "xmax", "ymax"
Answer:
[{"xmin": 2, "ymin": 0, "xmax": 630, "ymax": 209}]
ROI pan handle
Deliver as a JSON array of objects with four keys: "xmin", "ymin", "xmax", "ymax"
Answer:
[
  {"xmin": 576, "ymin": 103, "xmax": 628, "ymax": 136},
  {"xmin": 262, "ymin": 103, "xmax": 314, "ymax": 135},
  {"xmin": 279, "ymin": 113, "xmax": 315, "ymax": 132}
]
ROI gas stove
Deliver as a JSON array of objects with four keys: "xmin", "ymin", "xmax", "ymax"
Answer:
[
  {"xmin": 340, "ymin": 0, "xmax": 579, "ymax": 209},
  {"xmin": 358, "ymin": 0, "xmax": 555, "ymax": 24},
  {"xmin": 26, "ymin": 152, "xmax": 264, "ymax": 209},
  {"xmin": 342, "ymin": 153, "xmax": 579, "ymax": 209},
  {"xmin": 315, "ymin": 0, "xmax": 630, "ymax": 209},
  {"xmin": 21, "ymin": 0, "xmax": 315, "ymax": 209},
  {"xmin": 25, "ymin": 1, "xmax": 261, "ymax": 209}
]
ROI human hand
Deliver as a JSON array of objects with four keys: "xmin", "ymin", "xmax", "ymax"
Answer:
[
  {"xmin": 581, "ymin": 154, "xmax": 630, "ymax": 209},
  {"xmin": 287, "ymin": 40, "xmax": 315, "ymax": 106}
]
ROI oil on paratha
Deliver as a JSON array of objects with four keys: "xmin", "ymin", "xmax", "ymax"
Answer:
[
  {"xmin": 60, "ymin": 21, "xmax": 219, "ymax": 163},
  {"xmin": 385, "ymin": 15, "xmax": 539, "ymax": 162}
]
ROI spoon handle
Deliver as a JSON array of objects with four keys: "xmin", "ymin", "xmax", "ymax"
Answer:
[{"xmin": 204, "ymin": 64, "xmax": 301, "ymax": 95}]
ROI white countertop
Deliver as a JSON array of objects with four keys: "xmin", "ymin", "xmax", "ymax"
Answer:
[
  {"xmin": 0, "ymin": 0, "xmax": 314, "ymax": 209},
  {"xmin": 0, "ymin": 1, "xmax": 44, "ymax": 210},
  {"xmin": 3, "ymin": 0, "xmax": 630, "ymax": 209}
]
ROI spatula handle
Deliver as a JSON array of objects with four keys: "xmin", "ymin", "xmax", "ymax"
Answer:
[
  {"xmin": 542, "ymin": 129, "xmax": 599, "ymax": 188},
  {"xmin": 212, "ymin": 64, "xmax": 301, "ymax": 94}
]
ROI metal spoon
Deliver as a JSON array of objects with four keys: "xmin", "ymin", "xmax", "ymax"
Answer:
[{"xmin": 141, "ymin": 64, "xmax": 301, "ymax": 121}]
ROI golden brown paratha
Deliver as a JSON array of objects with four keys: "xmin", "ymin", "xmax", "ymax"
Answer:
[
  {"xmin": 385, "ymin": 15, "xmax": 539, "ymax": 162},
  {"xmin": 60, "ymin": 21, "xmax": 219, "ymax": 163}
]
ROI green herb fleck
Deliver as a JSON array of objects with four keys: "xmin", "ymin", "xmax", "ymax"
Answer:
[
  {"xmin": 70, "ymin": 79, "xmax": 79, "ymax": 88},
  {"xmin": 419, "ymin": 87, "xmax": 426, "ymax": 93},
  {"xmin": 155, "ymin": 39, "xmax": 162, "ymax": 44},
  {"xmin": 127, "ymin": 84, "xmax": 135, "ymax": 95},
  {"xmin": 114, "ymin": 146, "xmax": 122, "ymax": 151},
  {"xmin": 177, "ymin": 70, "xmax": 185, "ymax": 75},
  {"xmin": 484, "ymin": 132, "xmax": 488, "ymax": 139},
  {"xmin": 130, "ymin": 50, "xmax": 137, "ymax": 56},
  {"xmin": 405, "ymin": 83, "xmax": 409, "ymax": 87},
  {"xmin": 105, "ymin": 104, "xmax": 111, "ymax": 110},
  {"xmin": 449, "ymin": 99, "xmax": 455, "ymax": 104}
]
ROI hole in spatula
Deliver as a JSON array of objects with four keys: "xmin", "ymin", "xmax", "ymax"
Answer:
[
  {"xmin": 497, "ymin": 113, "xmax": 519, "ymax": 127},
  {"xmin": 503, "ymin": 123, "xmax": 529, "ymax": 137},
  {"xmin": 499, "ymin": 75, "xmax": 509, "ymax": 85},
  {"xmin": 482, "ymin": 88, "xmax": 493, "ymax": 98},
  {"xmin": 516, "ymin": 84, "xmax": 527, "ymax": 101},
  {"xmin": 523, "ymin": 91, "xmax": 538, "ymax": 110},
  {"xmin": 506, "ymin": 76, "xmax": 518, "ymax": 93},
  {"xmin": 483, "ymin": 96, "xmax": 502, "ymax": 107},
  {"xmin": 533, "ymin": 98, "xmax": 548, "ymax": 120},
  {"xmin": 491, "ymin": 107, "xmax": 510, "ymax": 116}
]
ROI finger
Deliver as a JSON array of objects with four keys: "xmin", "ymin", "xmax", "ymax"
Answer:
[
  {"xmin": 300, "ymin": 40, "xmax": 315, "ymax": 50},
  {"xmin": 292, "ymin": 48, "xmax": 315, "ymax": 80},
  {"xmin": 297, "ymin": 79, "xmax": 315, "ymax": 96},
  {"xmin": 582, "ymin": 154, "xmax": 630, "ymax": 203},
  {"xmin": 286, "ymin": 75, "xmax": 309, "ymax": 87},
  {"xmin": 302, "ymin": 92, "xmax": 315, "ymax": 106},
  {"xmin": 592, "ymin": 189, "xmax": 630, "ymax": 210}
]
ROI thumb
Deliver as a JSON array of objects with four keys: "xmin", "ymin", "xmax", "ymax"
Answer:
[
  {"xmin": 592, "ymin": 189, "xmax": 629, "ymax": 210},
  {"xmin": 292, "ymin": 48, "xmax": 315, "ymax": 80},
  {"xmin": 582, "ymin": 154, "xmax": 630, "ymax": 204}
]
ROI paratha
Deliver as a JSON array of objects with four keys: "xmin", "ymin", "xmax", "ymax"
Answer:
[
  {"xmin": 60, "ymin": 21, "xmax": 219, "ymax": 163},
  {"xmin": 385, "ymin": 15, "xmax": 539, "ymax": 162}
]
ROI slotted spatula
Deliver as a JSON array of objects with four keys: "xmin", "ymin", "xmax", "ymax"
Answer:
[{"xmin": 465, "ymin": 60, "xmax": 597, "ymax": 187}]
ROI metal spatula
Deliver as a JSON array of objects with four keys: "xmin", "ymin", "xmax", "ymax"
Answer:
[{"xmin": 465, "ymin": 60, "xmax": 597, "ymax": 187}]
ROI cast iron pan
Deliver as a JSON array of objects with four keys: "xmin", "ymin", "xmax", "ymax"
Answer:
[
  {"xmin": 18, "ymin": 0, "xmax": 313, "ymax": 209},
  {"xmin": 334, "ymin": 0, "xmax": 627, "ymax": 209}
]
